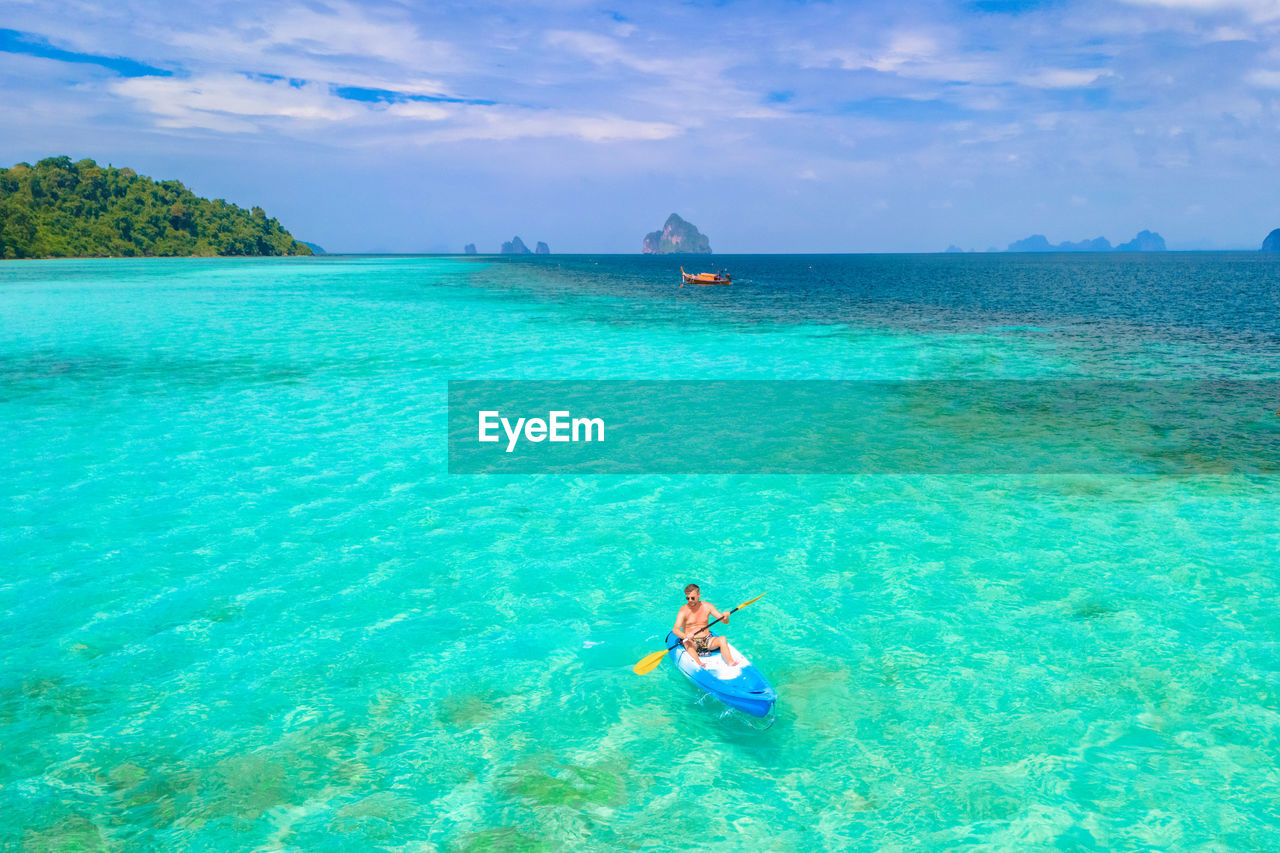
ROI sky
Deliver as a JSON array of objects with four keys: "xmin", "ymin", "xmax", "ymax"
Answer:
[{"xmin": 2, "ymin": 0, "xmax": 1280, "ymax": 253}]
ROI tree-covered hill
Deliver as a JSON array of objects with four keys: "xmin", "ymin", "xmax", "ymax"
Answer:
[{"xmin": 0, "ymin": 156, "xmax": 312, "ymax": 259}]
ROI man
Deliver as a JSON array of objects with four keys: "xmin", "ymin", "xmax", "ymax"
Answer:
[{"xmin": 673, "ymin": 583, "xmax": 738, "ymax": 668}]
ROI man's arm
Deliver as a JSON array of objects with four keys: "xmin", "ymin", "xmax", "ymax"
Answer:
[
  {"xmin": 708, "ymin": 603, "xmax": 728, "ymax": 624},
  {"xmin": 673, "ymin": 607, "xmax": 690, "ymax": 639}
]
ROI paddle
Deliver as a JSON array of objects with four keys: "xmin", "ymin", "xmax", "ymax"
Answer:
[{"xmin": 631, "ymin": 593, "xmax": 766, "ymax": 675}]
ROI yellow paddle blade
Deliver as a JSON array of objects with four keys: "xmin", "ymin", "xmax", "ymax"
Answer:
[
  {"xmin": 632, "ymin": 648, "xmax": 670, "ymax": 675},
  {"xmin": 735, "ymin": 592, "xmax": 766, "ymax": 610}
]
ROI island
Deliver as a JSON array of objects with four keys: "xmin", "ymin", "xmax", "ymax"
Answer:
[
  {"xmin": 1007, "ymin": 235, "xmax": 1113, "ymax": 252},
  {"xmin": 1115, "ymin": 230, "xmax": 1166, "ymax": 251},
  {"xmin": 464, "ymin": 243, "xmax": 477, "ymax": 254},
  {"xmin": 0, "ymin": 156, "xmax": 312, "ymax": 259},
  {"xmin": 1005, "ymin": 230, "xmax": 1166, "ymax": 252},
  {"xmin": 501, "ymin": 236, "xmax": 531, "ymax": 254},
  {"xmin": 1262, "ymin": 229, "xmax": 1280, "ymax": 252},
  {"xmin": 642, "ymin": 213, "xmax": 711, "ymax": 254},
  {"xmin": 535, "ymin": 241, "xmax": 550, "ymax": 255}
]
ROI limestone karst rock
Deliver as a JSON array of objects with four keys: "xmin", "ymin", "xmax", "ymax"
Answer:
[{"xmin": 641, "ymin": 213, "xmax": 711, "ymax": 254}]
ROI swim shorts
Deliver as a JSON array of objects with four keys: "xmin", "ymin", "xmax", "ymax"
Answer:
[{"xmin": 686, "ymin": 633, "xmax": 713, "ymax": 654}]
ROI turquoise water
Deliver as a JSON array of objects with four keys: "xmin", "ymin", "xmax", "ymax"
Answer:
[{"xmin": 3, "ymin": 255, "xmax": 1280, "ymax": 850}]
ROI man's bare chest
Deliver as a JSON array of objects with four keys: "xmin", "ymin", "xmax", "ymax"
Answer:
[{"xmin": 686, "ymin": 604, "xmax": 711, "ymax": 625}]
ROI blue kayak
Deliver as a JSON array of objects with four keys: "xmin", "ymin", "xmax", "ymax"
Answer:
[{"xmin": 665, "ymin": 631, "xmax": 777, "ymax": 718}]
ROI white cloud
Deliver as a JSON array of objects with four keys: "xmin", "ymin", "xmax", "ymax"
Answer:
[
  {"xmin": 106, "ymin": 70, "xmax": 680, "ymax": 145},
  {"xmin": 109, "ymin": 74, "xmax": 363, "ymax": 131},
  {"xmin": 1245, "ymin": 68, "xmax": 1280, "ymax": 86},
  {"xmin": 865, "ymin": 31, "xmax": 942, "ymax": 73},
  {"xmin": 408, "ymin": 109, "xmax": 682, "ymax": 145},
  {"xmin": 1207, "ymin": 25, "xmax": 1257, "ymax": 39},
  {"xmin": 262, "ymin": 2, "xmax": 431, "ymax": 63},
  {"xmin": 1117, "ymin": 0, "xmax": 1280, "ymax": 21},
  {"xmin": 385, "ymin": 101, "xmax": 453, "ymax": 121},
  {"xmin": 539, "ymin": 27, "xmax": 783, "ymax": 128},
  {"xmin": 162, "ymin": 1, "xmax": 460, "ymax": 79},
  {"xmin": 799, "ymin": 28, "xmax": 1004, "ymax": 85},
  {"xmin": 543, "ymin": 29, "xmax": 730, "ymax": 81},
  {"xmin": 950, "ymin": 122, "xmax": 1026, "ymax": 144},
  {"xmin": 1021, "ymin": 69, "xmax": 1111, "ymax": 88},
  {"xmin": 252, "ymin": 1, "xmax": 447, "ymax": 66}
]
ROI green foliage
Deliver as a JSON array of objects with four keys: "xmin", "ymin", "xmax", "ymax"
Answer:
[{"xmin": 0, "ymin": 156, "xmax": 313, "ymax": 259}]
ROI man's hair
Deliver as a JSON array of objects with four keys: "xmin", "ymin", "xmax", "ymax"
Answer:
[{"xmin": 684, "ymin": 583, "xmax": 700, "ymax": 595}]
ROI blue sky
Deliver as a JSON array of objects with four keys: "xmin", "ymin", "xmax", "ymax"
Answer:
[{"xmin": 3, "ymin": 0, "xmax": 1279, "ymax": 252}]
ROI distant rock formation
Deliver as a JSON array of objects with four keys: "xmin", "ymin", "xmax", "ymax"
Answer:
[
  {"xmin": 1061, "ymin": 237, "xmax": 1112, "ymax": 252},
  {"xmin": 944, "ymin": 245, "xmax": 965, "ymax": 253},
  {"xmin": 501, "ymin": 236, "xmax": 531, "ymax": 254},
  {"xmin": 1007, "ymin": 234, "xmax": 1111, "ymax": 252},
  {"xmin": 464, "ymin": 243, "xmax": 476, "ymax": 254},
  {"xmin": 1006, "ymin": 231, "xmax": 1165, "ymax": 252},
  {"xmin": 1007, "ymin": 235, "xmax": 1055, "ymax": 252},
  {"xmin": 535, "ymin": 241, "xmax": 550, "ymax": 255},
  {"xmin": 301, "ymin": 241, "xmax": 325, "ymax": 254},
  {"xmin": 642, "ymin": 213, "xmax": 711, "ymax": 254},
  {"xmin": 1261, "ymin": 229, "xmax": 1280, "ymax": 251},
  {"xmin": 1116, "ymin": 230, "xmax": 1166, "ymax": 252}
]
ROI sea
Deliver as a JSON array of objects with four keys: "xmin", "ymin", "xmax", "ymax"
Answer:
[{"xmin": 3, "ymin": 253, "xmax": 1280, "ymax": 851}]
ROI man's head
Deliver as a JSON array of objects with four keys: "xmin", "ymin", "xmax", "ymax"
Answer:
[{"xmin": 684, "ymin": 583, "xmax": 700, "ymax": 604}]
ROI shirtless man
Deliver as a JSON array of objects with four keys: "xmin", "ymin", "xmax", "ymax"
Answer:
[{"xmin": 673, "ymin": 583, "xmax": 738, "ymax": 667}]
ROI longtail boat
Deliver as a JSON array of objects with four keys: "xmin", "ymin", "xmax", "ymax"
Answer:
[{"xmin": 681, "ymin": 266, "xmax": 732, "ymax": 286}]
